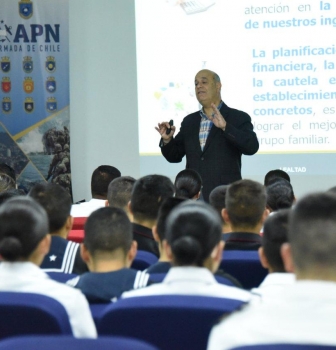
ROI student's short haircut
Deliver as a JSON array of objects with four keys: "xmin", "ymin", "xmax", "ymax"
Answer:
[
  {"xmin": 226, "ymin": 179, "xmax": 266, "ymax": 229},
  {"xmin": 266, "ymin": 179, "xmax": 295, "ymax": 211},
  {"xmin": 288, "ymin": 192, "xmax": 336, "ymax": 273},
  {"xmin": 156, "ymin": 197, "xmax": 187, "ymax": 242},
  {"xmin": 130, "ymin": 175, "xmax": 175, "ymax": 222},
  {"xmin": 107, "ymin": 176, "xmax": 136, "ymax": 209},
  {"xmin": 0, "ymin": 189, "xmax": 25, "ymax": 207},
  {"xmin": 166, "ymin": 202, "xmax": 222, "ymax": 267},
  {"xmin": 209, "ymin": 185, "xmax": 228, "ymax": 224},
  {"xmin": 29, "ymin": 183, "xmax": 72, "ymax": 233},
  {"xmin": 0, "ymin": 163, "xmax": 16, "ymax": 182},
  {"xmin": 327, "ymin": 186, "xmax": 336, "ymax": 194},
  {"xmin": 91, "ymin": 165, "xmax": 121, "ymax": 197},
  {"xmin": 264, "ymin": 169, "xmax": 290, "ymax": 186},
  {"xmin": 0, "ymin": 174, "xmax": 16, "ymax": 193},
  {"xmin": 262, "ymin": 209, "xmax": 290, "ymax": 272},
  {"xmin": 174, "ymin": 169, "xmax": 202, "ymax": 199},
  {"xmin": 84, "ymin": 207, "xmax": 132, "ymax": 256},
  {"xmin": 0, "ymin": 197, "xmax": 48, "ymax": 262}
]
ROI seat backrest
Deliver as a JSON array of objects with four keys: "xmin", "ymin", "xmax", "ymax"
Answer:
[
  {"xmin": 47, "ymin": 272, "xmax": 78, "ymax": 283},
  {"xmin": 72, "ymin": 217, "xmax": 87, "ymax": 230},
  {"xmin": 0, "ymin": 335, "xmax": 159, "ymax": 350},
  {"xmin": 131, "ymin": 250, "xmax": 158, "ymax": 271},
  {"xmin": 232, "ymin": 344, "xmax": 336, "ymax": 350},
  {"xmin": 220, "ymin": 250, "xmax": 268, "ymax": 289},
  {"xmin": 67, "ymin": 229, "xmax": 84, "ymax": 243},
  {"xmin": 98, "ymin": 295, "xmax": 246, "ymax": 350},
  {"xmin": 0, "ymin": 292, "xmax": 72, "ymax": 339}
]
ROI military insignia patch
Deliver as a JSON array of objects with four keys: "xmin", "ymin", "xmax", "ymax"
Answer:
[
  {"xmin": 2, "ymin": 97, "xmax": 12, "ymax": 114},
  {"xmin": 23, "ymin": 56, "xmax": 33, "ymax": 73},
  {"xmin": 19, "ymin": 0, "xmax": 33, "ymax": 19},
  {"xmin": 46, "ymin": 97, "xmax": 57, "ymax": 112},
  {"xmin": 1, "ymin": 77, "xmax": 11, "ymax": 93},
  {"xmin": 24, "ymin": 97, "xmax": 34, "ymax": 113},
  {"xmin": 46, "ymin": 56, "xmax": 56, "ymax": 73},
  {"xmin": 1, "ymin": 57, "xmax": 10, "ymax": 73},
  {"xmin": 46, "ymin": 77, "xmax": 56, "ymax": 93},
  {"xmin": 23, "ymin": 77, "xmax": 34, "ymax": 93}
]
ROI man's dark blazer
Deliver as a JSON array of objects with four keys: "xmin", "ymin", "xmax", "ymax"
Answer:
[{"xmin": 161, "ymin": 101, "xmax": 259, "ymax": 202}]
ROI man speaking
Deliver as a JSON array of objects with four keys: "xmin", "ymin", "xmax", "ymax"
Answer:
[{"xmin": 156, "ymin": 69, "xmax": 259, "ymax": 202}]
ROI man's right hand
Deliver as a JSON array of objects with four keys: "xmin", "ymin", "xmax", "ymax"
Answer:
[{"xmin": 155, "ymin": 122, "xmax": 175, "ymax": 144}]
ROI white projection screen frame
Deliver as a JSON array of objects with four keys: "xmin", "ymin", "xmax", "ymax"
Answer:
[{"xmin": 135, "ymin": 0, "xmax": 336, "ymax": 196}]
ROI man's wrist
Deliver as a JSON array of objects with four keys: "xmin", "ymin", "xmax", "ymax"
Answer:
[{"xmin": 162, "ymin": 138, "xmax": 171, "ymax": 145}]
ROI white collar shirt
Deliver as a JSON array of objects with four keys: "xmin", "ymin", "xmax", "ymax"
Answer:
[{"xmin": 70, "ymin": 198, "xmax": 106, "ymax": 217}]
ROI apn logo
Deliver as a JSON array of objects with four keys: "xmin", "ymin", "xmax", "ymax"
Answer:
[{"xmin": 19, "ymin": 0, "xmax": 33, "ymax": 20}]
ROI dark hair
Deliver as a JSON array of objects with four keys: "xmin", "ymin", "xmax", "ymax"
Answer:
[
  {"xmin": 262, "ymin": 209, "xmax": 290, "ymax": 272},
  {"xmin": 166, "ymin": 202, "xmax": 222, "ymax": 267},
  {"xmin": 0, "ymin": 189, "xmax": 24, "ymax": 206},
  {"xmin": 91, "ymin": 165, "xmax": 121, "ymax": 198},
  {"xmin": 107, "ymin": 176, "xmax": 136, "ymax": 209},
  {"xmin": 266, "ymin": 179, "xmax": 295, "ymax": 212},
  {"xmin": 0, "ymin": 197, "xmax": 48, "ymax": 261},
  {"xmin": 264, "ymin": 169, "xmax": 290, "ymax": 186},
  {"xmin": 0, "ymin": 163, "xmax": 16, "ymax": 182},
  {"xmin": 84, "ymin": 207, "xmax": 132, "ymax": 256},
  {"xmin": 209, "ymin": 185, "xmax": 228, "ymax": 224},
  {"xmin": 288, "ymin": 192, "xmax": 336, "ymax": 273},
  {"xmin": 327, "ymin": 186, "xmax": 336, "ymax": 194},
  {"xmin": 226, "ymin": 179, "xmax": 266, "ymax": 229},
  {"xmin": 131, "ymin": 175, "xmax": 175, "ymax": 221},
  {"xmin": 174, "ymin": 169, "xmax": 202, "ymax": 199},
  {"xmin": 29, "ymin": 183, "xmax": 72, "ymax": 233},
  {"xmin": 0, "ymin": 174, "xmax": 16, "ymax": 193},
  {"xmin": 156, "ymin": 197, "xmax": 187, "ymax": 242}
]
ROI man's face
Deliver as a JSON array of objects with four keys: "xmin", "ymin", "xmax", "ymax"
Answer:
[{"xmin": 194, "ymin": 70, "xmax": 221, "ymax": 106}]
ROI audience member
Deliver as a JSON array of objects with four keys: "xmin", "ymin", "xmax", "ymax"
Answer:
[
  {"xmin": 0, "ymin": 173, "xmax": 16, "ymax": 193},
  {"xmin": 174, "ymin": 169, "xmax": 202, "ymax": 200},
  {"xmin": 209, "ymin": 185, "xmax": 231, "ymax": 234},
  {"xmin": 264, "ymin": 169, "xmax": 291, "ymax": 186},
  {"xmin": 208, "ymin": 192, "xmax": 336, "ymax": 349},
  {"xmin": 129, "ymin": 175, "xmax": 175, "ymax": 257},
  {"xmin": 106, "ymin": 176, "xmax": 136, "ymax": 220},
  {"xmin": 67, "ymin": 207, "xmax": 149, "ymax": 303},
  {"xmin": 266, "ymin": 179, "xmax": 295, "ymax": 212},
  {"xmin": 252, "ymin": 209, "xmax": 295, "ymax": 297},
  {"xmin": 71, "ymin": 165, "xmax": 121, "ymax": 217},
  {"xmin": 123, "ymin": 201, "xmax": 251, "ymax": 301},
  {"xmin": 0, "ymin": 197, "xmax": 96, "ymax": 338},
  {"xmin": 29, "ymin": 183, "xmax": 88, "ymax": 274},
  {"xmin": 222, "ymin": 179, "xmax": 268, "ymax": 250}
]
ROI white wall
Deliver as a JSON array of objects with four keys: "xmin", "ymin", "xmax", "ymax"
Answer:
[{"xmin": 69, "ymin": 0, "xmax": 139, "ymax": 202}]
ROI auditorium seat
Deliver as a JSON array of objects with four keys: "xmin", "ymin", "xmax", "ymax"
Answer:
[
  {"xmin": 67, "ymin": 229, "xmax": 84, "ymax": 243},
  {"xmin": 220, "ymin": 250, "xmax": 268, "ymax": 289},
  {"xmin": 72, "ymin": 217, "xmax": 87, "ymax": 230},
  {"xmin": 0, "ymin": 292, "xmax": 72, "ymax": 339},
  {"xmin": 97, "ymin": 295, "xmax": 246, "ymax": 350},
  {"xmin": 0, "ymin": 335, "xmax": 159, "ymax": 350},
  {"xmin": 47, "ymin": 272, "xmax": 78, "ymax": 283},
  {"xmin": 231, "ymin": 344, "xmax": 336, "ymax": 350},
  {"xmin": 131, "ymin": 250, "xmax": 158, "ymax": 271}
]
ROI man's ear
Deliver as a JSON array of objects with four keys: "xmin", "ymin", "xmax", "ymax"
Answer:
[
  {"xmin": 126, "ymin": 241, "xmax": 138, "ymax": 267},
  {"xmin": 211, "ymin": 241, "xmax": 224, "ymax": 263},
  {"xmin": 261, "ymin": 208, "xmax": 270, "ymax": 224},
  {"xmin": 128, "ymin": 201, "xmax": 133, "ymax": 215},
  {"xmin": 40, "ymin": 234, "xmax": 51, "ymax": 256},
  {"xmin": 65, "ymin": 215, "xmax": 74, "ymax": 231},
  {"xmin": 105, "ymin": 200, "xmax": 109, "ymax": 207},
  {"xmin": 258, "ymin": 247, "xmax": 269, "ymax": 269},
  {"xmin": 222, "ymin": 208, "xmax": 230, "ymax": 224},
  {"xmin": 163, "ymin": 240, "xmax": 173, "ymax": 261},
  {"xmin": 152, "ymin": 225, "xmax": 160, "ymax": 243},
  {"xmin": 80, "ymin": 243, "xmax": 90, "ymax": 263},
  {"xmin": 281, "ymin": 243, "xmax": 295, "ymax": 273}
]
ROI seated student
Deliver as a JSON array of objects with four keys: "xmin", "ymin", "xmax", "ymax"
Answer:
[
  {"xmin": 0, "ymin": 197, "xmax": 97, "ymax": 338},
  {"xmin": 122, "ymin": 202, "xmax": 252, "ymax": 301},
  {"xmin": 29, "ymin": 183, "xmax": 88, "ymax": 274},
  {"xmin": 266, "ymin": 179, "xmax": 295, "ymax": 213},
  {"xmin": 209, "ymin": 185, "xmax": 231, "ymax": 234},
  {"xmin": 252, "ymin": 209, "xmax": 295, "ymax": 297},
  {"xmin": 174, "ymin": 169, "xmax": 202, "ymax": 200},
  {"xmin": 222, "ymin": 179, "xmax": 268, "ymax": 250},
  {"xmin": 67, "ymin": 207, "xmax": 150, "ymax": 303},
  {"xmin": 264, "ymin": 169, "xmax": 291, "ymax": 186}
]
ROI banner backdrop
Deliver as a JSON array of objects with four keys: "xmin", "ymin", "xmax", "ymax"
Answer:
[{"xmin": 0, "ymin": 0, "xmax": 71, "ymax": 196}]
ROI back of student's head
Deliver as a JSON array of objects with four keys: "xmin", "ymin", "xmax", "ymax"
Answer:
[
  {"xmin": 0, "ymin": 189, "xmax": 24, "ymax": 207},
  {"xmin": 84, "ymin": 207, "xmax": 132, "ymax": 257},
  {"xmin": 226, "ymin": 179, "xmax": 266, "ymax": 229},
  {"xmin": 266, "ymin": 179, "xmax": 295, "ymax": 212},
  {"xmin": 262, "ymin": 209, "xmax": 290, "ymax": 272},
  {"xmin": 130, "ymin": 175, "xmax": 175, "ymax": 221},
  {"xmin": 156, "ymin": 197, "xmax": 188, "ymax": 242},
  {"xmin": 166, "ymin": 202, "xmax": 222, "ymax": 267},
  {"xmin": 0, "ymin": 174, "xmax": 16, "ymax": 193},
  {"xmin": 264, "ymin": 169, "xmax": 290, "ymax": 186},
  {"xmin": 174, "ymin": 169, "xmax": 202, "ymax": 199},
  {"xmin": 209, "ymin": 185, "xmax": 228, "ymax": 224},
  {"xmin": 29, "ymin": 183, "xmax": 72, "ymax": 233},
  {"xmin": 0, "ymin": 197, "xmax": 48, "ymax": 262},
  {"xmin": 91, "ymin": 165, "xmax": 121, "ymax": 198},
  {"xmin": 107, "ymin": 176, "xmax": 136, "ymax": 209},
  {"xmin": 288, "ymin": 192, "xmax": 336, "ymax": 275},
  {"xmin": 0, "ymin": 163, "xmax": 16, "ymax": 183}
]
